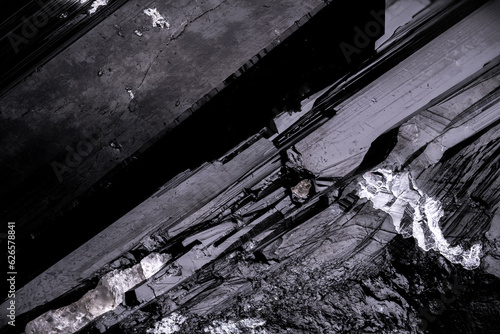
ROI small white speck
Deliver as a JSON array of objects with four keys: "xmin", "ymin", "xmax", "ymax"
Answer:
[{"xmin": 126, "ymin": 88, "xmax": 134, "ymax": 100}]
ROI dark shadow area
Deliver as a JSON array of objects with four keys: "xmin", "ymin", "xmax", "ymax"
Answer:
[
  {"xmin": 354, "ymin": 126, "xmax": 400, "ymax": 174},
  {"xmin": 388, "ymin": 236, "xmax": 500, "ymax": 334}
]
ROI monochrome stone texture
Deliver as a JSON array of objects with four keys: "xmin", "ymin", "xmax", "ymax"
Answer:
[{"xmin": 0, "ymin": 0, "xmax": 499, "ymax": 333}]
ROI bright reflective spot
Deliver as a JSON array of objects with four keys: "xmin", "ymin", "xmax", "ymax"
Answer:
[
  {"xmin": 358, "ymin": 168, "xmax": 482, "ymax": 270},
  {"xmin": 80, "ymin": 0, "xmax": 108, "ymax": 14},
  {"xmin": 144, "ymin": 8, "xmax": 170, "ymax": 29}
]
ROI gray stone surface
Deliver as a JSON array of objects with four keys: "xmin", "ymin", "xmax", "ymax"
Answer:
[{"xmin": 3, "ymin": 1, "xmax": 500, "ymax": 333}]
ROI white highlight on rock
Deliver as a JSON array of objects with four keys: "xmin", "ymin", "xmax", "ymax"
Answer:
[
  {"xmin": 358, "ymin": 168, "xmax": 482, "ymax": 270},
  {"xmin": 126, "ymin": 88, "xmax": 135, "ymax": 100},
  {"xmin": 147, "ymin": 312, "xmax": 187, "ymax": 334},
  {"xmin": 82, "ymin": 0, "xmax": 108, "ymax": 14},
  {"xmin": 143, "ymin": 8, "xmax": 170, "ymax": 29},
  {"xmin": 141, "ymin": 252, "xmax": 171, "ymax": 278},
  {"xmin": 204, "ymin": 318, "xmax": 267, "ymax": 334},
  {"xmin": 25, "ymin": 252, "xmax": 171, "ymax": 333}
]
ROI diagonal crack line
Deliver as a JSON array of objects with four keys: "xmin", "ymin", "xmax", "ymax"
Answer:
[
  {"xmin": 139, "ymin": 51, "xmax": 162, "ymax": 89},
  {"xmin": 170, "ymin": 0, "xmax": 228, "ymax": 42},
  {"xmin": 190, "ymin": 0, "xmax": 229, "ymax": 24}
]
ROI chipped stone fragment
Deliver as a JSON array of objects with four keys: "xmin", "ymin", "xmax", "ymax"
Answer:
[{"xmin": 291, "ymin": 179, "xmax": 312, "ymax": 198}]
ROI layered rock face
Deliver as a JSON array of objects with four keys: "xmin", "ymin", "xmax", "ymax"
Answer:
[
  {"xmin": 137, "ymin": 236, "xmax": 499, "ymax": 334},
  {"xmin": 9, "ymin": 0, "xmax": 500, "ymax": 333}
]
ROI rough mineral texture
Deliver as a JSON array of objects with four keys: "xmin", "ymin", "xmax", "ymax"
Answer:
[{"xmin": 3, "ymin": 1, "xmax": 500, "ymax": 333}]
